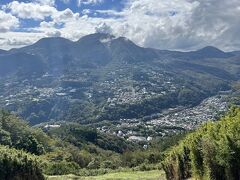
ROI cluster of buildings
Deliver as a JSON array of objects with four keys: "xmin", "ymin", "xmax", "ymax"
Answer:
[
  {"xmin": 98, "ymin": 94, "xmax": 229, "ymax": 142},
  {"xmin": 97, "ymin": 68, "xmax": 179, "ymax": 106},
  {"xmin": 0, "ymin": 67, "xmax": 230, "ymax": 143}
]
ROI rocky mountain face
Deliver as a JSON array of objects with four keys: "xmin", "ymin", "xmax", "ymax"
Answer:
[{"xmin": 0, "ymin": 33, "xmax": 239, "ymax": 125}]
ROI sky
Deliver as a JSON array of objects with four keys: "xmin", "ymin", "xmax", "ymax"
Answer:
[{"xmin": 0, "ymin": 0, "xmax": 240, "ymax": 51}]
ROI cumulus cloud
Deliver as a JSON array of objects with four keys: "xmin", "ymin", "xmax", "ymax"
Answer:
[
  {"xmin": 3, "ymin": 1, "xmax": 79, "ymax": 23},
  {"xmin": 0, "ymin": 10, "xmax": 19, "ymax": 32},
  {"xmin": 95, "ymin": 23, "xmax": 112, "ymax": 34},
  {"xmin": 101, "ymin": 0, "xmax": 240, "ymax": 51},
  {"xmin": 186, "ymin": 0, "xmax": 240, "ymax": 50},
  {"xmin": 108, "ymin": 0, "xmax": 200, "ymax": 50},
  {"xmin": 1, "ymin": 0, "xmax": 240, "ymax": 51},
  {"xmin": 52, "ymin": 8, "xmax": 79, "ymax": 23},
  {"xmin": 3, "ymin": 1, "xmax": 57, "ymax": 20},
  {"xmin": 0, "ymin": 32, "xmax": 44, "ymax": 49},
  {"xmin": 46, "ymin": 30, "xmax": 61, "ymax": 37}
]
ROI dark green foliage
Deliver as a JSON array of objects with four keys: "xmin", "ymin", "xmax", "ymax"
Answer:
[
  {"xmin": 0, "ymin": 145, "xmax": 44, "ymax": 180},
  {"xmin": 162, "ymin": 107, "xmax": 240, "ymax": 180},
  {"xmin": 0, "ymin": 110, "xmax": 143, "ymax": 177},
  {"xmin": 0, "ymin": 110, "xmax": 48, "ymax": 155},
  {"xmin": 96, "ymin": 133, "xmax": 134, "ymax": 153},
  {"xmin": 100, "ymin": 87, "xmax": 208, "ymax": 121},
  {"xmin": 48, "ymin": 124, "xmax": 134, "ymax": 153},
  {"xmin": 0, "ymin": 109, "xmax": 189, "ymax": 177},
  {"xmin": 100, "ymin": 92, "xmax": 179, "ymax": 120},
  {"xmin": 44, "ymin": 161, "xmax": 80, "ymax": 175},
  {"xmin": 15, "ymin": 135, "xmax": 45, "ymax": 155}
]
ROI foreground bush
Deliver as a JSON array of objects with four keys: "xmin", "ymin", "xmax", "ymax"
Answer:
[
  {"xmin": 0, "ymin": 145, "xmax": 44, "ymax": 180},
  {"xmin": 162, "ymin": 107, "xmax": 240, "ymax": 180}
]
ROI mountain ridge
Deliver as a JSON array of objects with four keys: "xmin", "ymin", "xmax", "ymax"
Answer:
[
  {"xmin": 0, "ymin": 33, "xmax": 239, "ymax": 126},
  {"xmin": 0, "ymin": 33, "xmax": 235, "ymax": 77},
  {"xmin": 3, "ymin": 33, "xmax": 235, "ymax": 56}
]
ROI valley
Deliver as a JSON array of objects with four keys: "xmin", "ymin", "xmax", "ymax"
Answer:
[
  {"xmin": 0, "ymin": 0, "xmax": 240, "ymax": 179},
  {"xmin": 0, "ymin": 33, "xmax": 239, "ymax": 140},
  {"xmin": 0, "ymin": 33, "xmax": 239, "ymax": 180},
  {"xmin": 97, "ymin": 93, "xmax": 229, "ymax": 142}
]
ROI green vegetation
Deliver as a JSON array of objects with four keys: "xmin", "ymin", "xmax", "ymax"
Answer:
[
  {"xmin": 47, "ymin": 170, "xmax": 166, "ymax": 180},
  {"xmin": 0, "ymin": 145, "xmax": 44, "ymax": 180},
  {"xmin": 0, "ymin": 110, "xmax": 50, "ymax": 155},
  {"xmin": 0, "ymin": 109, "xmax": 187, "ymax": 179},
  {"xmin": 3, "ymin": 105, "xmax": 240, "ymax": 180},
  {"xmin": 99, "ymin": 89, "xmax": 207, "ymax": 121},
  {"xmin": 162, "ymin": 107, "xmax": 240, "ymax": 180},
  {"xmin": 0, "ymin": 110, "xmax": 135, "ymax": 178}
]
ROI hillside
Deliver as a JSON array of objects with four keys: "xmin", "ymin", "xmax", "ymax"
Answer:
[
  {"xmin": 0, "ymin": 33, "xmax": 239, "ymax": 140},
  {"xmin": 0, "ymin": 109, "xmax": 188, "ymax": 178},
  {"xmin": 3, "ymin": 107, "xmax": 240, "ymax": 179},
  {"xmin": 162, "ymin": 107, "xmax": 240, "ymax": 180}
]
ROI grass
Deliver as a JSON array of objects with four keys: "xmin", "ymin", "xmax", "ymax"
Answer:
[{"xmin": 47, "ymin": 170, "xmax": 166, "ymax": 180}]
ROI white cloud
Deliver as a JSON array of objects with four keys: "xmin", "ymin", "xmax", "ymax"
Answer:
[
  {"xmin": 4, "ymin": 1, "xmax": 57, "ymax": 20},
  {"xmin": 109, "ymin": 0, "xmax": 200, "ymax": 50},
  {"xmin": 1, "ymin": 0, "xmax": 240, "ymax": 51},
  {"xmin": 186, "ymin": 0, "xmax": 240, "ymax": 50},
  {"xmin": 97, "ymin": 0, "xmax": 240, "ymax": 51},
  {"xmin": 0, "ymin": 32, "xmax": 45, "ymax": 49},
  {"xmin": 0, "ymin": 10, "xmax": 19, "ymax": 32},
  {"xmin": 52, "ymin": 8, "xmax": 79, "ymax": 23},
  {"xmin": 95, "ymin": 22, "xmax": 112, "ymax": 34},
  {"xmin": 46, "ymin": 30, "xmax": 61, "ymax": 37},
  {"xmin": 3, "ymin": 1, "xmax": 79, "ymax": 22}
]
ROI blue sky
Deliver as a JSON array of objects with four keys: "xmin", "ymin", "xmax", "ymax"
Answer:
[
  {"xmin": 1, "ymin": 0, "xmax": 125, "ymax": 29},
  {"xmin": 0, "ymin": 0, "xmax": 240, "ymax": 51}
]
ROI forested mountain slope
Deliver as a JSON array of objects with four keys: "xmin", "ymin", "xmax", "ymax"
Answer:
[{"xmin": 0, "ymin": 33, "xmax": 239, "ymax": 125}]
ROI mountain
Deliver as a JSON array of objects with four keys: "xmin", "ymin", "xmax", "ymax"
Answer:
[
  {"xmin": 0, "ymin": 34, "xmax": 235, "ymax": 78},
  {"xmin": 72, "ymin": 33, "xmax": 113, "ymax": 66},
  {"xmin": 187, "ymin": 46, "xmax": 233, "ymax": 59},
  {"xmin": 0, "ymin": 33, "xmax": 239, "ymax": 126},
  {"xmin": 11, "ymin": 37, "xmax": 73, "ymax": 57},
  {"xmin": 5, "ymin": 33, "xmax": 157, "ymax": 73},
  {"xmin": 0, "ymin": 49, "xmax": 6, "ymax": 54},
  {"xmin": 230, "ymin": 50, "xmax": 240, "ymax": 56},
  {"xmin": 165, "ymin": 46, "xmax": 233, "ymax": 61},
  {"xmin": 0, "ymin": 52, "xmax": 46, "ymax": 77}
]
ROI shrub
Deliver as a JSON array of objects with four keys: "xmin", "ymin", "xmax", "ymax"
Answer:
[
  {"xmin": 162, "ymin": 107, "xmax": 240, "ymax": 180},
  {"xmin": 0, "ymin": 145, "xmax": 44, "ymax": 180}
]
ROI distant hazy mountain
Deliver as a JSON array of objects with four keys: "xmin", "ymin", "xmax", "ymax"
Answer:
[
  {"xmin": 187, "ymin": 46, "xmax": 233, "ymax": 59},
  {"xmin": 0, "ymin": 52, "xmax": 46, "ymax": 77},
  {"xmin": 0, "ymin": 33, "xmax": 236, "ymax": 78},
  {"xmin": 0, "ymin": 33, "xmax": 239, "ymax": 125},
  {"xmin": 0, "ymin": 49, "xmax": 7, "ymax": 54},
  {"xmin": 230, "ymin": 51, "xmax": 240, "ymax": 56}
]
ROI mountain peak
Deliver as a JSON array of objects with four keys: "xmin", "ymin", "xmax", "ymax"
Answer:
[
  {"xmin": 188, "ymin": 46, "xmax": 232, "ymax": 59},
  {"xmin": 34, "ymin": 37, "xmax": 73, "ymax": 46},
  {"xmin": 77, "ymin": 33, "xmax": 115, "ymax": 43},
  {"xmin": 198, "ymin": 46, "xmax": 225, "ymax": 53}
]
